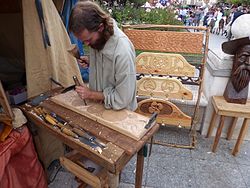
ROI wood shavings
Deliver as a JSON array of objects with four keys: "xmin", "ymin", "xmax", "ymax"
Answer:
[{"xmin": 25, "ymin": 103, "xmax": 32, "ymax": 108}]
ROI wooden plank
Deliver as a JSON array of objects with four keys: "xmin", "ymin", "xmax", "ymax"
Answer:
[
  {"xmin": 40, "ymin": 100, "xmax": 140, "ymax": 155},
  {"xmin": 136, "ymin": 52, "xmax": 195, "ymax": 77},
  {"xmin": 212, "ymin": 115, "xmax": 225, "ymax": 153},
  {"xmin": 206, "ymin": 110, "xmax": 217, "ymax": 138},
  {"xmin": 136, "ymin": 98, "xmax": 191, "ymax": 127},
  {"xmin": 123, "ymin": 29, "xmax": 203, "ymax": 54},
  {"xmin": 51, "ymin": 90, "xmax": 151, "ymax": 141},
  {"xmin": 122, "ymin": 24, "xmax": 208, "ymax": 31},
  {"xmin": 232, "ymin": 118, "xmax": 249, "ymax": 156},
  {"xmin": 212, "ymin": 96, "xmax": 250, "ymax": 118},
  {"xmin": 137, "ymin": 76, "xmax": 193, "ymax": 100},
  {"xmin": 135, "ymin": 148, "xmax": 144, "ymax": 188},
  {"xmin": 21, "ymin": 106, "xmax": 125, "ymax": 173},
  {"xmin": 227, "ymin": 117, "xmax": 238, "ymax": 140},
  {"xmin": 60, "ymin": 156, "xmax": 102, "ymax": 188}
]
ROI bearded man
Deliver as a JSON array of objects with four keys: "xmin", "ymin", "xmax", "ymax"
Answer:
[
  {"xmin": 69, "ymin": 1, "xmax": 137, "ymax": 111},
  {"xmin": 222, "ymin": 36, "xmax": 250, "ymax": 104}
]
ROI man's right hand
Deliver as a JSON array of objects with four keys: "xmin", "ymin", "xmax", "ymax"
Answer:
[{"xmin": 78, "ymin": 56, "xmax": 89, "ymax": 68}]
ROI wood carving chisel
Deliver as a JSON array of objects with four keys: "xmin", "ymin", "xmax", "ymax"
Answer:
[
  {"xmin": 144, "ymin": 112, "xmax": 158, "ymax": 129},
  {"xmin": 73, "ymin": 75, "xmax": 87, "ymax": 106},
  {"xmin": 78, "ymin": 136, "xmax": 102, "ymax": 154},
  {"xmin": 50, "ymin": 112, "xmax": 68, "ymax": 125},
  {"xmin": 50, "ymin": 77, "xmax": 64, "ymax": 87},
  {"xmin": 72, "ymin": 127, "xmax": 106, "ymax": 148},
  {"xmin": 42, "ymin": 112, "xmax": 78, "ymax": 139}
]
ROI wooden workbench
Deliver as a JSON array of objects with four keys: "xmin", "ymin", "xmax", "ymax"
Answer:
[{"xmin": 21, "ymin": 91, "xmax": 159, "ymax": 188}]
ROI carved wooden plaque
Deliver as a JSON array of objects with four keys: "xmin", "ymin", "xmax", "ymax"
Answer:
[
  {"xmin": 123, "ymin": 29, "xmax": 203, "ymax": 54},
  {"xmin": 137, "ymin": 76, "xmax": 193, "ymax": 100},
  {"xmin": 51, "ymin": 90, "xmax": 151, "ymax": 140},
  {"xmin": 136, "ymin": 98, "xmax": 191, "ymax": 127},
  {"xmin": 136, "ymin": 52, "xmax": 195, "ymax": 77}
]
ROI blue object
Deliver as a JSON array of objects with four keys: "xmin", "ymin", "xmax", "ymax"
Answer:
[{"xmin": 61, "ymin": 0, "xmax": 89, "ymax": 83}]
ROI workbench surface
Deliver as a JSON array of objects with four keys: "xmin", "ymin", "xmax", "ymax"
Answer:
[{"xmin": 21, "ymin": 92, "xmax": 159, "ymax": 186}]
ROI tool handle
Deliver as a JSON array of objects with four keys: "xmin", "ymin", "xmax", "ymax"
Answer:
[
  {"xmin": 61, "ymin": 127, "xmax": 78, "ymax": 138},
  {"xmin": 73, "ymin": 76, "xmax": 80, "ymax": 86},
  {"xmin": 72, "ymin": 128, "xmax": 92, "ymax": 140},
  {"xmin": 44, "ymin": 114, "xmax": 57, "ymax": 126},
  {"xmin": 73, "ymin": 76, "xmax": 88, "ymax": 106}
]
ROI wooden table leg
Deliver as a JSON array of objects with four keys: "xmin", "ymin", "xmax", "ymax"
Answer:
[
  {"xmin": 206, "ymin": 110, "xmax": 217, "ymax": 138},
  {"xmin": 227, "ymin": 117, "xmax": 238, "ymax": 140},
  {"xmin": 232, "ymin": 118, "xmax": 249, "ymax": 156},
  {"xmin": 212, "ymin": 115, "xmax": 225, "ymax": 152},
  {"xmin": 135, "ymin": 148, "xmax": 144, "ymax": 188}
]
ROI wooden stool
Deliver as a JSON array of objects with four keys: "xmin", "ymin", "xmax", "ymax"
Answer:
[{"xmin": 206, "ymin": 96, "xmax": 250, "ymax": 156}]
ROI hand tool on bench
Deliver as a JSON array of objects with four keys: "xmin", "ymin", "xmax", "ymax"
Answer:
[
  {"xmin": 144, "ymin": 112, "xmax": 158, "ymax": 129},
  {"xmin": 35, "ymin": 107, "xmax": 102, "ymax": 153},
  {"xmin": 29, "ymin": 93, "xmax": 51, "ymax": 106},
  {"xmin": 50, "ymin": 77, "xmax": 64, "ymax": 87},
  {"xmin": 72, "ymin": 127, "xmax": 106, "ymax": 149},
  {"xmin": 43, "ymin": 112, "xmax": 79, "ymax": 139},
  {"xmin": 44, "ymin": 109, "xmax": 105, "ymax": 150},
  {"xmin": 49, "ymin": 76, "xmax": 75, "ymax": 94}
]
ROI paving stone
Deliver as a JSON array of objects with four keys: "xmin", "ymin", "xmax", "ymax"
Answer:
[
  {"xmin": 228, "ymin": 140, "xmax": 250, "ymax": 166},
  {"xmin": 120, "ymin": 155, "xmax": 147, "ymax": 185},
  {"xmin": 48, "ymin": 170, "xmax": 78, "ymax": 188},
  {"xmin": 47, "ymin": 132, "xmax": 250, "ymax": 188},
  {"xmin": 238, "ymin": 164, "xmax": 250, "ymax": 187},
  {"xmin": 192, "ymin": 159, "xmax": 247, "ymax": 188},
  {"xmin": 191, "ymin": 134, "xmax": 237, "ymax": 164},
  {"xmin": 144, "ymin": 153, "xmax": 197, "ymax": 188}
]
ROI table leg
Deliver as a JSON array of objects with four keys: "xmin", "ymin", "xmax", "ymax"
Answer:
[
  {"xmin": 206, "ymin": 110, "xmax": 217, "ymax": 138},
  {"xmin": 135, "ymin": 148, "xmax": 144, "ymax": 188},
  {"xmin": 227, "ymin": 117, "xmax": 238, "ymax": 140},
  {"xmin": 212, "ymin": 115, "xmax": 225, "ymax": 152},
  {"xmin": 232, "ymin": 118, "xmax": 249, "ymax": 156}
]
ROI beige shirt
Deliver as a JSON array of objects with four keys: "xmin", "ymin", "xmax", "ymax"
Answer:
[{"xmin": 89, "ymin": 21, "xmax": 137, "ymax": 111}]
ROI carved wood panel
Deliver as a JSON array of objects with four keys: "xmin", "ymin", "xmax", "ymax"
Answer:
[
  {"xmin": 136, "ymin": 99, "xmax": 192, "ymax": 127},
  {"xmin": 136, "ymin": 52, "xmax": 195, "ymax": 77},
  {"xmin": 51, "ymin": 90, "xmax": 151, "ymax": 140},
  {"xmin": 124, "ymin": 29, "xmax": 204, "ymax": 54},
  {"xmin": 137, "ymin": 76, "xmax": 193, "ymax": 100}
]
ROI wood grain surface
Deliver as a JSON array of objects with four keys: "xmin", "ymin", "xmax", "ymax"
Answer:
[{"xmin": 51, "ymin": 90, "xmax": 151, "ymax": 140}]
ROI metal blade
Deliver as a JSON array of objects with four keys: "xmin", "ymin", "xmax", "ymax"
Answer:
[{"xmin": 78, "ymin": 136, "xmax": 102, "ymax": 154}]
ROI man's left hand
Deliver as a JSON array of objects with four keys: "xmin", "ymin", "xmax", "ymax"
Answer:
[{"xmin": 75, "ymin": 85, "xmax": 91, "ymax": 100}]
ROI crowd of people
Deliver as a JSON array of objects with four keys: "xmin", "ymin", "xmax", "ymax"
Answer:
[{"xmin": 176, "ymin": 4, "xmax": 250, "ymax": 37}]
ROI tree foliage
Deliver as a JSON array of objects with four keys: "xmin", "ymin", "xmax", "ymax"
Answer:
[
  {"xmin": 220, "ymin": 0, "xmax": 250, "ymax": 5},
  {"xmin": 109, "ymin": 3, "xmax": 182, "ymax": 26}
]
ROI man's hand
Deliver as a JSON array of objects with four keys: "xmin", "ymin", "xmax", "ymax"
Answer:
[
  {"xmin": 75, "ymin": 85, "xmax": 91, "ymax": 100},
  {"xmin": 75, "ymin": 85, "xmax": 105, "ymax": 101},
  {"xmin": 77, "ymin": 56, "xmax": 89, "ymax": 68}
]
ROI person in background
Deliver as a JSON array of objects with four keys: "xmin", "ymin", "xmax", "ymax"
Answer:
[{"xmin": 69, "ymin": 1, "xmax": 137, "ymax": 111}]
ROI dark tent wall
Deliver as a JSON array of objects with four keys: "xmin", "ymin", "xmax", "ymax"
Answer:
[
  {"xmin": 0, "ymin": 0, "xmax": 25, "ymax": 89},
  {"xmin": 0, "ymin": 0, "xmax": 81, "ymax": 97}
]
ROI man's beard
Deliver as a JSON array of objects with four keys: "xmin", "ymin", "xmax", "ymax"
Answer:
[
  {"xmin": 231, "ymin": 65, "xmax": 250, "ymax": 92},
  {"xmin": 90, "ymin": 32, "xmax": 107, "ymax": 50}
]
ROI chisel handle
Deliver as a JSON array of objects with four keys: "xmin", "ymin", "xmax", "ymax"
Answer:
[
  {"xmin": 61, "ymin": 127, "xmax": 78, "ymax": 139},
  {"xmin": 73, "ymin": 76, "xmax": 81, "ymax": 86},
  {"xmin": 73, "ymin": 76, "xmax": 87, "ymax": 106}
]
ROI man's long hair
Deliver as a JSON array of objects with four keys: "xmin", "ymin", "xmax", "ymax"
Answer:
[{"xmin": 69, "ymin": 1, "xmax": 114, "ymax": 41}]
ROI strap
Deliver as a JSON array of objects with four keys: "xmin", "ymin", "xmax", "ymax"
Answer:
[{"xmin": 35, "ymin": 0, "xmax": 51, "ymax": 48}]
